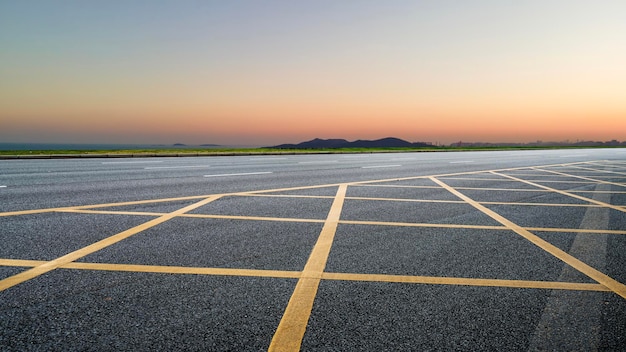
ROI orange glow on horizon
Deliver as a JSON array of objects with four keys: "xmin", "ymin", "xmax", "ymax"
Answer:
[{"xmin": 2, "ymin": 1, "xmax": 625, "ymax": 145}]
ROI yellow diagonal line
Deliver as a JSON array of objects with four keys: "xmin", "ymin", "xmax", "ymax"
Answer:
[
  {"xmin": 321, "ymin": 272, "xmax": 610, "ymax": 292},
  {"xmin": 491, "ymin": 172, "xmax": 626, "ymax": 213},
  {"xmin": 0, "ymin": 259, "xmax": 46, "ymax": 267},
  {"xmin": 479, "ymin": 201, "xmax": 602, "ymax": 208},
  {"xmin": 0, "ymin": 195, "xmax": 212, "ymax": 217},
  {"xmin": 339, "ymin": 219, "xmax": 506, "ymax": 230},
  {"xmin": 62, "ymin": 262, "xmax": 302, "ymax": 279},
  {"xmin": 55, "ymin": 209, "xmax": 163, "ymax": 217},
  {"xmin": 0, "ymin": 259, "xmax": 301, "ymax": 279},
  {"xmin": 269, "ymin": 184, "xmax": 347, "ymax": 352},
  {"xmin": 235, "ymin": 193, "xmax": 335, "ymax": 199},
  {"xmin": 346, "ymin": 196, "xmax": 465, "ymax": 204},
  {"xmin": 0, "ymin": 195, "xmax": 223, "ymax": 292},
  {"xmin": 431, "ymin": 177, "xmax": 626, "ymax": 299},
  {"xmin": 0, "ymin": 208, "xmax": 58, "ymax": 217},
  {"xmin": 0, "ymin": 258, "xmax": 608, "ymax": 292},
  {"xmin": 533, "ymin": 166, "xmax": 626, "ymax": 188},
  {"xmin": 570, "ymin": 164, "xmax": 626, "ymax": 177},
  {"xmin": 525, "ymin": 227, "xmax": 626, "ymax": 235},
  {"xmin": 440, "ymin": 176, "xmax": 595, "ymax": 184},
  {"xmin": 180, "ymin": 213, "xmax": 326, "ymax": 223}
]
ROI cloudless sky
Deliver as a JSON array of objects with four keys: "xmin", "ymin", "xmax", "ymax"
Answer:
[{"xmin": 1, "ymin": 0, "xmax": 625, "ymax": 146}]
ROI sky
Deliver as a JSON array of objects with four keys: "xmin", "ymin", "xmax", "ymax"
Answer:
[{"xmin": 1, "ymin": 0, "xmax": 625, "ymax": 146}]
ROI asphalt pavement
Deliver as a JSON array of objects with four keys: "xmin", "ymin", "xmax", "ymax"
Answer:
[{"xmin": 1, "ymin": 149, "xmax": 625, "ymax": 351}]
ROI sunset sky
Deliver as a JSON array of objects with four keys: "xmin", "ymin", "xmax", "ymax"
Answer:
[{"xmin": 1, "ymin": 0, "xmax": 625, "ymax": 146}]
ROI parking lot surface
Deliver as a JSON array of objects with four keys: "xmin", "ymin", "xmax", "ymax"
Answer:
[{"xmin": 1, "ymin": 155, "xmax": 625, "ymax": 351}]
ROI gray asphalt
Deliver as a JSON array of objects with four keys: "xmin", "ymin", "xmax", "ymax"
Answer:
[{"xmin": 1, "ymin": 149, "xmax": 625, "ymax": 351}]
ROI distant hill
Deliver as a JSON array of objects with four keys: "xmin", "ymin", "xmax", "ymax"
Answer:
[{"xmin": 268, "ymin": 137, "xmax": 433, "ymax": 149}]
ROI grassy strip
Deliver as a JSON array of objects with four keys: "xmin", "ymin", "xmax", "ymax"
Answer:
[
  {"xmin": 0, "ymin": 145, "xmax": 623, "ymax": 157},
  {"xmin": 0, "ymin": 147, "xmax": 439, "ymax": 156}
]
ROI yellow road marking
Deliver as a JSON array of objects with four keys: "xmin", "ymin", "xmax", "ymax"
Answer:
[
  {"xmin": 321, "ymin": 272, "xmax": 610, "ymax": 292},
  {"xmin": 62, "ymin": 262, "xmax": 301, "ymax": 279},
  {"xmin": 498, "ymin": 173, "xmax": 576, "ymax": 177},
  {"xmin": 525, "ymin": 227, "xmax": 626, "ymax": 235},
  {"xmin": 346, "ymin": 196, "xmax": 464, "ymax": 204},
  {"xmin": 583, "ymin": 162, "xmax": 626, "ymax": 171},
  {"xmin": 479, "ymin": 201, "xmax": 601, "ymax": 208},
  {"xmin": 180, "ymin": 213, "xmax": 326, "ymax": 223},
  {"xmin": 13, "ymin": 209, "xmax": 621, "ymax": 235},
  {"xmin": 0, "ymin": 258, "xmax": 609, "ymax": 293},
  {"xmin": 347, "ymin": 196, "xmax": 602, "ymax": 208},
  {"xmin": 353, "ymin": 184, "xmax": 441, "ymax": 189},
  {"xmin": 0, "ymin": 195, "xmax": 211, "ymax": 217},
  {"xmin": 235, "ymin": 193, "xmax": 335, "ymax": 199},
  {"xmin": 0, "ymin": 258, "xmax": 608, "ymax": 292},
  {"xmin": 455, "ymin": 187, "xmax": 550, "ymax": 192},
  {"xmin": 431, "ymin": 177, "xmax": 626, "ymax": 299},
  {"xmin": 356, "ymin": 184, "xmax": 567, "ymax": 193},
  {"xmin": 439, "ymin": 177, "xmax": 524, "ymax": 182},
  {"xmin": 0, "ymin": 195, "xmax": 223, "ymax": 292},
  {"xmin": 0, "ymin": 208, "xmax": 59, "ymax": 217},
  {"xmin": 55, "ymin": 209, "xmax": 163, "ymax": 217},
  {"xmin": 339, "ymin": 219, "xmax": 506, "ymax": 230},
  {"xmin": 0, "ymin": 160, "xmax": 592, "ymax": 219},
  {"xmin": 492, "ymin": 172, "xmax": 626, "ymax": 213},
  {"xmin": 570, "ymin": 165, "xmax": 626, "ymax": 176},
  {"xmin": 570, "ymin": 189, "xmax": 626, "ymax": 194},
  {"xmin": 56, "ymin": 198, "xmax": 609, "ymax": 217},
  {"xmin": 441, "ymin": 176, "xmax": 600, "ymax": 184},
  {"xmin": 269, "ymin": 184, "xmax": 347, "ymax": 352},
  {"xmin": 532, "ymin": 167, "xmax": 626, "ymax": 188},
  {"xmin": 0, "ymin": 186, "xmax": 339, "ymax": 218},
  {"xmin": 342, "ymin": 161, "xmax": 588, "ymax": 187},
  {"xmin": 0, "ymin": 259, "xmax": 300, "ymax": 278},
  {"xmin": 347, "ymin": 196, "xmax": 603, "ymax": 208},
  {"xmin": 0, "ymin": 259, "xmax": 46, "ymax": 267},
  {"xmin": 245, "ymin": 183, "xmax": 343, "ymax": 195},
  {"xmin": 70, "ymin": 195, "xmax": 210, "ymax": 209},
  {"xmin": 339, "ymin": 220, "xmax": 626, "ymax": 234}
]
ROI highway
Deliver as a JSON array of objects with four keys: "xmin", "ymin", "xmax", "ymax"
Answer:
[{"xmin": 1, "ymin": 148, "xmax": 625, "ymax": 350}]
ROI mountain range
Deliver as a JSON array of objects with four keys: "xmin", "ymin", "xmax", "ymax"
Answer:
[{"xmin": 268, "ymin": 137, "xmax": 433, "ymax": 149}]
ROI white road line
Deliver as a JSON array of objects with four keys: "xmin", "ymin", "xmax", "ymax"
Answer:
[
  {"xmin": 0, "ymin": 185, "xmax": 7, "ymax": 188},
  {"xmin": 204, "ymin": 172, "xmax": 273, "ymax": 178},
  {"xmin": 145, "ymin": 165, "xmax": 210, "ymax": 170},
  {"xmin": 362, "ymin": 164, "xmax": 402, "ymax": 169},
  {"xmin": 298, "ymin": 160, "xmax": 339, "ymax": 164},
  {"xmin": 102, "ymin": 161, "xmax": 163, "ymax": 164},
  {"xmin": 450, "ymin": 161, "xmax": 474, "ymax": 164}
]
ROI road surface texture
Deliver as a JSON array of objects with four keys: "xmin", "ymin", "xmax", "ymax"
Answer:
[{"xmin": 1, "ymin": 149, "xmax": 625, "ymax": 351}]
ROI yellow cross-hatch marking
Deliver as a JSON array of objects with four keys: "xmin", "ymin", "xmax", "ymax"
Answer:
[
  {"xmin": 492, "ymin": 171, "xmax": 626, "ymax": 213},
  {"xmin": 1, "ymin": 159, "xmax": 625, "ymax": 351},
  {"xmin": 0, "ymin": 258, "xmax": 610, "ymax": 292},
  {"xmin": 430, "ymin": 176, "xmax": 626, "ymax": 299},
  {"xmin": 268, "ymin": 184, "xmax": 348, "ymax": 352},
  {"xmin": 0, "ymin": 195, "xmax": 223, "ymax": 291}
]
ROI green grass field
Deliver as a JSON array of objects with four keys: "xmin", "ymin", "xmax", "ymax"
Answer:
[{"xmin": 1, "ymin": 145, "xmax": 623, "ymax": 158}]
